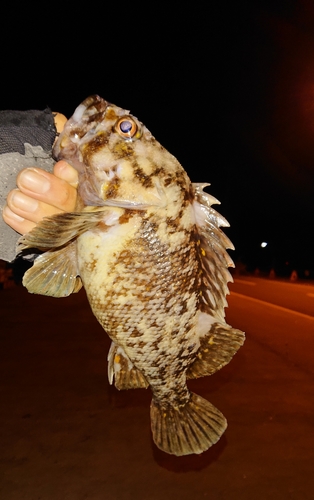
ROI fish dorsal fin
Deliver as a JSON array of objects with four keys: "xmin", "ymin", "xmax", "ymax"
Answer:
[
  {"xmin": 192, "ymin": 183, "xmax": 235, "ymax": 321},
  {"xmin": 18, "ymin": 209, "xmax": 109, "ymax": 298},
  {"xmin": 22, "ymin": 241, "xmax": 82, "ymax": 297}
]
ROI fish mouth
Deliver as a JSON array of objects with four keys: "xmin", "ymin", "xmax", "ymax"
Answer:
[
  {"xmin": 71, "ymin": 95, "xmax": 109, "ymax": 125},
  {"xmin": 53, "ymin": 95, "xmax": 110, "ymax": 163}
]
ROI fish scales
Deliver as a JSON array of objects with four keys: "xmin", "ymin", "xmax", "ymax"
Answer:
[
  {"xmin": 78, "ymin": 215, "xmax": 200, "ymax": 406},
  {"xmin": 19, "ymin": 95, "xmax": 245, "ymax": 456}
]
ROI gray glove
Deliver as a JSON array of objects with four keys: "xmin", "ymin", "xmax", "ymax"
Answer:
[{"xmin": 0, "ymin": 109, "xmax": 56, "ymax": 262}]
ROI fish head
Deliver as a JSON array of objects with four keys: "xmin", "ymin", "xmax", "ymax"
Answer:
[{"xmin": 53, "ymin": 95, "xmax": 191, "ymax": 209}]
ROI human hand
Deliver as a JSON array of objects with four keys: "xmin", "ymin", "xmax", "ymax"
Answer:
[
  {"xmin": 2, "ymin": 161, "xmax": 78, "ymax": 235},
  {"xmin": 2, "ymin": 112, "xmax": 78, "ymax": 236}
]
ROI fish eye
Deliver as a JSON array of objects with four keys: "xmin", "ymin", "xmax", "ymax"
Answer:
[{"xmin": 115, "ymin": 117, "xmax": 138, "ymax": 139}]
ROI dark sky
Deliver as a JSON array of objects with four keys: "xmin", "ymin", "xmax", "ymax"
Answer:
[{"xmin": 1, "ymin": 1, "xmax": 313, "ymax": 273}]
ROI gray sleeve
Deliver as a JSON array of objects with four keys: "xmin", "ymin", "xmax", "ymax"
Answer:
[{"xmin": 0, "ymin": 109, "xmax": 57, "ymax": 262}]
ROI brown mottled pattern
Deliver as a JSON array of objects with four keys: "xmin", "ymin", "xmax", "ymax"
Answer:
[
  {"xmin": 80, "ymin": 214, "xmax": 200, "ymax": 408},
  {"xmin": 19, "ymin": 95, "xmax": 245, "ymax": 455},
  {"xmin": 82, "ymin": 133, "xmax": 110, "ymax": 160},
  {"xmin": 56, "ymin": 97, "xmax": 207, "ymax": 408},
  {"xmin": 68, "ymin": 96, "xmax": 109, "ymax": 142},
  {"xmin": 118, "ymin": 210, "xmax": 141, "ymax": 224},
  {"xmin": 52, "ymin": 95, "xmax": 242, "ymax": 430},
  {"xmin": 133, "ymin": 166, "xmax": 154, "ymax": 188}
]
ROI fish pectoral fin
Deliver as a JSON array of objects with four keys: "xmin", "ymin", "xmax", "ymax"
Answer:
[
  {"xmin": 18, "ymin": 210, "xmax": 108, "ymax": 252},
  {"xmin": 22, "ymin": 240, "xmax": 82, "ymax": 297},
  {"xmin": 107, "ymin": 342, "xmax": 149, "ymax": 390},
  {"xmin": 18, "ymin": 210, "xmax": 104, "ymax": 297},
  {"xmin": 150, "ymin": 392, "xmax": 227, "ymax": 456},
  {"xmin": 187, "ymin": 321, "xmax": 245, "ymax": 379}
]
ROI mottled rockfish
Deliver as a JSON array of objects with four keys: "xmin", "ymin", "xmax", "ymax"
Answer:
[{"xmin": 19, "ymin": 95, "xmax": 245, "ymax": 456}]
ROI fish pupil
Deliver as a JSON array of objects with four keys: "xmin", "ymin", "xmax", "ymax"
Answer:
[{"xmin": 120, "ymin": 120, "xmax": 133, "ymax": 133}]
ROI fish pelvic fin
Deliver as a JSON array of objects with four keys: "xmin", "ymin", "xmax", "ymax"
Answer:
[
  {"xmin": 187, "ymin": 322, "xmax": 245, "ymax": 379},
  {"xmin": 150, "ymin": 392, "xmax": 227, "ymax": 456},
  {"xmin": 107, "ymin": 342, "xmax": 149, "ymax": 390},
  {"xmin": 22, "ymin": 240, "xmax": 82, "ymax": 297}
]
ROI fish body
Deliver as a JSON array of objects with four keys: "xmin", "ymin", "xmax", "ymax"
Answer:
[{"xmin": 19, "ymin": 95, "xmax": 245, "ymax": 456}]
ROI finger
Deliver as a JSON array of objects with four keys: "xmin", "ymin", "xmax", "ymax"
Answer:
[
  {"xmin": 53, "ymin": 161, "xmax": 79, "ymax": 188},
  {"xmin": 2, "ymin": 205, "xmax": 37, "ymax": 235},
  {"xmin": 53, "ymin": 113, "xmax": 67, "ymax": 134},
  {"xmin": 6, "ymin": 189, "xmax": 64, "ymax": 224},
  {"xmin": 17, "ymin": 167, "xmax": 77, "ymax": 212}
]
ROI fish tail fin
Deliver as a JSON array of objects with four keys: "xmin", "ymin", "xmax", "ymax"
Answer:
[
  {"xmin": 150, "ymin": 392, "xmax": 227, "ymax": 456},
  {"xmin": 187, "ymin": 321, "xmax": 245, "ymax": 379}
]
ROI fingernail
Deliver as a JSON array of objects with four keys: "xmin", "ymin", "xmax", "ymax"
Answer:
[
  {"xmin": 11, "ymin": 191, "xmax": 39, "ymax": 212},
  {"xmin": 3, "ymin": 205, "xmax": 25, "ymax": 222},
  {"xmin": 20, "ymin": 169, "xmax": 50, "ymax": 194}
]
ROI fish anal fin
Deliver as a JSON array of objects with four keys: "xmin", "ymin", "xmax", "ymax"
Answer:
[
  {"xmin": 22, "ymin": 241, "xmax": 82, "ymax": 297},
  {"xmin": 187, "ymin": 322, "xmax": 245, "ymax": 379},
  {"xmin": 107, "ymin": 342, "xmax": 149, "ymax": 390},
  {"xmin": 150, "ymin": 392, "xmax": 227, "ymax": 456}
]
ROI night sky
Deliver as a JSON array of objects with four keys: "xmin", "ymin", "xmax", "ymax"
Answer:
[{"xmin": 1, "ymin": 1, "xmax": 313, "ymax": 275}]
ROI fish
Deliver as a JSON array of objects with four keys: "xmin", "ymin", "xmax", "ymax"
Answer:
[{"xmin": 18, "ymin": 95, "xmax": 245, "ymax": 456}]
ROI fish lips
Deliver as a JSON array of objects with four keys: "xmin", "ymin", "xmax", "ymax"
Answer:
[
  {"xmin": 53, "ymin": 95, "xmax": 110, "ymax": 166},
  {"xmin": 71, "ymin": 95, "xmax": 109, "ymax": 126}
]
